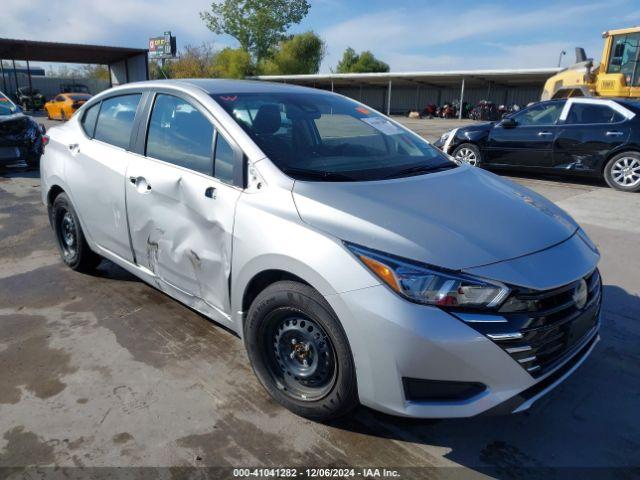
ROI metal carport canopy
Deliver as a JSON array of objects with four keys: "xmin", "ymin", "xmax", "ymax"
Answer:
[
  {"xmin": 250, "ymin": 68, "xmax": 562, "ymax": 87},
  {"xmin": 0, "ymin": 37, "xmax": 149, "ymax": 85},
  {"xmin": 251, "ymin": 68, "xmax": 561, "ymax": 118}
]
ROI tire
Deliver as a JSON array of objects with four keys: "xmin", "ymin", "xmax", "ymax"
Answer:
[
  {"xmin": 452, "ymin": 143, "xmax": 482, "ymax": 166},
  {"xmin": 244, "ymin": 280, "xmax": 358, "ymax": 421},
  {"xmin": 604, "ymin": 152, "xmax": 640, "ymax": 192},
  {"xmin": 51, "ymin": 193, "xmax": 102, "ymax": 272}
]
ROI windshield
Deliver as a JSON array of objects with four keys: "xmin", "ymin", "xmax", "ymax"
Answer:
[
  {"xmin": 68, "ymin": 94, "xmax": 91, "ymax": 101},
  {"xmin": 213, "ymin": 92, "xmax": 455, "ymax": 181},
  {"xmin": 0, "ymin": 93, "xmax": 17, "ymax": 116}
]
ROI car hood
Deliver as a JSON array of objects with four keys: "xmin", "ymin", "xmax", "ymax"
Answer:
[{"xmin": 292, "ymin": 165, "xmax": 579, "ymax": 271}]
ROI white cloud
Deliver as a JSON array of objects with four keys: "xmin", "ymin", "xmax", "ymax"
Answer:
[{"xmin": 2, "ymin": 0, "xmax": 216, "ymax": 49}]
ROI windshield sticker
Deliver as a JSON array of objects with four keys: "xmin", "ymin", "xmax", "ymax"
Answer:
[
  {"xmin": 355, "ymin": 106, "xmax": 370, "ymax": 115},
  {"xmin": 360, "ymin": 116, "xmax": 404, "ymax": 135}
]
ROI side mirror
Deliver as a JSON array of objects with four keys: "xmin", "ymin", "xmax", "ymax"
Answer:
[{"xmin": 501, "ymin": 117, "xmax": 517, "ymax": 128}]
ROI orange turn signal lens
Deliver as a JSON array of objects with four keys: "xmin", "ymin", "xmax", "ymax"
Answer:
[{"xmin": 359, "ymin": 254, "xmax": 401, "ymax": 292}]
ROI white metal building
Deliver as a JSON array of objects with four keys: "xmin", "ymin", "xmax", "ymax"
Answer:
[{"xmin": 251, "ymin": 68, "xmax": 561, "ymax": 117}]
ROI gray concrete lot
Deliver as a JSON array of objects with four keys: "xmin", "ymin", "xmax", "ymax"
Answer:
[{"xmin": 0, "ymin": 114, "xmax": 638, "ymax": 477}]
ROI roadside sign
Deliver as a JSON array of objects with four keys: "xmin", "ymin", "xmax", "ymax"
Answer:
[{"xmin": 149, "ymin": 31, "xmax": 176, "ymax": 59}]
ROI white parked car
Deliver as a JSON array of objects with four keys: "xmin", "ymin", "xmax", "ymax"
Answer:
[{"xmin": 41, "ymin": 80, "xmax": 601, "ymax": 421}]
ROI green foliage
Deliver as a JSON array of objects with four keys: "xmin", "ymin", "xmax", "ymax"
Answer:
[
  {"xmin": 258, "ymin": 31, "xmax": 325, "ymax": 75},
  {"xmin": 166, "ymin": 43, "xmax": 217, "ymax": 78},
  {"xmin": 336, "ymin": 47, "xmax": 390, "ymax": 73},
  {"xmin": 212, "ymin": 47, "xmax": 253, "ymax": 78},
  {"xmin": 79, "ymin": 64, "xmax": 110, "ymax": 81},
  {"xmin": 200, "ymin": 0, "xmax": 310, "ymax": 62}
]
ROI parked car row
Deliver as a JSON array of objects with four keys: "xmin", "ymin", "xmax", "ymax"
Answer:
[
  {"xmin": 9, "ymin": 83, "xmax": 92, "ymax": 115},
  {"xmin": 434, "ymin": 97, "xmax": 640, "ymax": 192},
  {"xmin": 41, "ymin": 79, "xmax": 602, "ymax": 422}
]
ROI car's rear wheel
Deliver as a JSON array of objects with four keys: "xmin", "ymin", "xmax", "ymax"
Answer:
[
  {"xmin": 244, "ymin": 281, "xmax": 358, "ymax": 421},
  {"xmin": 453, "ymin": 143, "xmax": 482, "ymax": 166},
  {"xmin": 52, "ymin": 193, "xmax": 101, "ymax": 271},
  {"xmin": 604, "ymin": 152, "xmax": 640, "ymax": 192}
]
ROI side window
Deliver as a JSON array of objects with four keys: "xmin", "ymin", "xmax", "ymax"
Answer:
[
  {"xmin": 55, "ymin": 95, "xmax": 65, "ymax": 102},
  {"xmin": 81, "ymin": 102, "xmax": 100, "ymax": 137},
  {"xmin": 607, "ymin": 33, "xmax": 640, "ymax": 85},
  {"xmin": 146, "ymin": 94, "xmax": 214, "ymax": 175},
  {"xmin": 94, "ymin": 94, "xmax": 141, "ymax": 149},
  {"xmin": 513, "ymin": 102, "xmax": 563, "ymax": 126},
  {"xmin": 214, "ymin": 133, "xmax": 235, "ymax": 185},
  {"xmin": 566, "ymin": 103, "xmax": 624, "ymax": 124}
]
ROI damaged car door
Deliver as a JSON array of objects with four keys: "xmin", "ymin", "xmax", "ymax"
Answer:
[{"xmin": 125, "ymin": 92, "xmax": 242, "ymax": 322}]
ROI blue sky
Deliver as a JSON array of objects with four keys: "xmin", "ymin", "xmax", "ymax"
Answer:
[{"xmin": 4, "ymin": 0, "xmax": 639, "ymax": 72}]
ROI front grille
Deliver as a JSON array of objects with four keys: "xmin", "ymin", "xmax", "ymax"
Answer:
[{"xmin": 462, "ymin": 269, "xmax": 601, "ymax": 378}]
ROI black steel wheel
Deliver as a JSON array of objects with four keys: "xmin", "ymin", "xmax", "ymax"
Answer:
[
  {"xmin": 52, "ymin": 192, "xmax": 101, "ymax": 271},
  {"xmin": 244, "ymin": 281, "xmax": 358, "ymax": 421},
  {"xmin": 265, "ymin": 312, "xmax": 337, "ymax": 401}
]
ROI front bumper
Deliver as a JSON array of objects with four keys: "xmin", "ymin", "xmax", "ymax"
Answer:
[{"xmin": 329, "ymin": 283, "xmax": 599, "ymax": 418}]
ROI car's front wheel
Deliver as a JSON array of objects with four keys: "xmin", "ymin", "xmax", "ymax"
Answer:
[
  {"xmin": 453, "ymin": 143, "xmax": 482, "ymax": 166},
  {"xmin": 244, "ymin": 281, "xmax": 358, "ymax": 421},
  {"xmin": 604, "ymin": 152, "xmax": 640, "ymax": 192},
  {"xmin": 52, "ymin": 193, "xmax": 102, "ymax": 271}
]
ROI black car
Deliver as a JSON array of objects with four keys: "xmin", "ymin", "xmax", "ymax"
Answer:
[
  {"xmin": 15, "ymin": 86, "xmax": 45, "ymax": 111},
  {"xmin": 434, "ymin": 98, "xmax": 640, "ymax": 192},
  {"xmin": 0, "ymin": 91, "xmax": 45, "ymax": 169}
]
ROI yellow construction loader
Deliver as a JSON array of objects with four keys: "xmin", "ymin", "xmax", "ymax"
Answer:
[{"xmin": 541, "ymin": 26, "xmax": 640, "ymax": 100}]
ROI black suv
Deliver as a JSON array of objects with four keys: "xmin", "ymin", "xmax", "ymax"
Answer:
[{"xmin": 435, "ymin": 98, "xmax": 640, "ymax": 192}]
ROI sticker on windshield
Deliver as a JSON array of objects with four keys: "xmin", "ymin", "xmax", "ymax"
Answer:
[{"xmin": 360, "ymin": 116, "xmax": 403, "ymax": 135}]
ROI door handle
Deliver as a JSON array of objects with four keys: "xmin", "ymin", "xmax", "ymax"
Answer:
[
  {"xmin": 537, "ymin": 131, "xmax": 553, "ymax": 136},
  {"xmin": 606, "ymin": 131, "xmax": 624, "ymax": 136},
  {"xmin": 204, "ymin": 186, "xmax": 217, "ymax": 199},
  {"xmin": 129, "ymin": 176, "xmax": 151, "ymax": 191}
]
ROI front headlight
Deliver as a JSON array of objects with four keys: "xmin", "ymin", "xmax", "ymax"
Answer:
[
  {"xmin": 346, "ymin": 243, "xmax": 510, "ymax": 309},
  {"xmin": 439, "ymin": 131, "xmax": 451, "ymax": 143}
]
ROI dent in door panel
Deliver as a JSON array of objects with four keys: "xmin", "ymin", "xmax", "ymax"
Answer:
[{"xmin": 131, "ymin": 171, "xmax": 233, "ymax": 316}]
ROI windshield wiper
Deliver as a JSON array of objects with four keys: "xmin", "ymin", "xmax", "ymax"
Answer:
[
  {"xmin": 383, "ymin": 163, "xmax": 456, "ymax": 180},
  {"xmin": 282, "ymin": 167, "xmax": 357, "ymax": 182}
]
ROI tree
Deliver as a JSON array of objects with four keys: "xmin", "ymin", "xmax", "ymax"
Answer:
[
  {"xmin": 336, "ymin": 48, "xmax": 389, "ymax": 73},
  {"xmin": 79, "ymin": 64, "xmax": 110, "ymax": 81},
  {"xmin": 259, "ymin": 31, "xmax": 325, "ymax": 75},
  {"xmin": 211, "ymin": 47, "xmax": 253, "ymax": 78},
  {"xmin": 200, "ymin": 0, "xmax": 310, "ymax": 62},
  {"xmin": 168, "ymin": 43, "xmax": 217, "ymax": 78}
]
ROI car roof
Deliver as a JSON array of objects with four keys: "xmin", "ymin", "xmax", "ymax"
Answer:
[{"xmin": 123, "ymin": 78, "xmax": 322, "ymax": 95}]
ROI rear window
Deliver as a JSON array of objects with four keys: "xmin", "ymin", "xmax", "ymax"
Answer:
[
  {"xmin": 94, "ymin": 94, "xmax": 141, "ymax": 149},
  {"xmin": 566, "ymin": 103, "xmax": 625, "ymax": 124}
]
